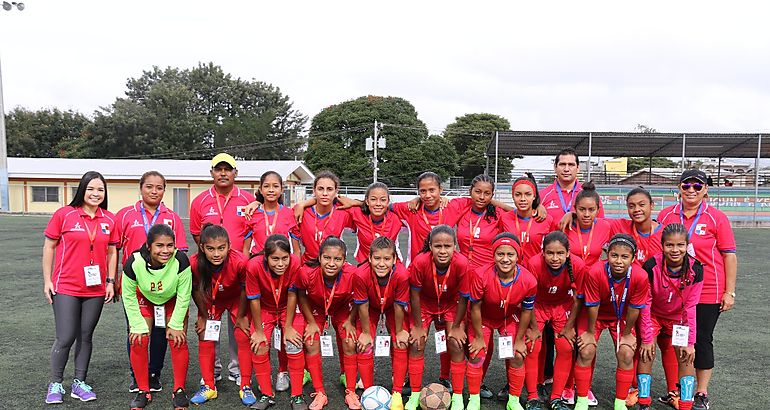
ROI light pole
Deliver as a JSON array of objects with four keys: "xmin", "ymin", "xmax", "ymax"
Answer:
[{"xmin": 0, "ymin": 58, "xmax": 8, "ymax": 212}]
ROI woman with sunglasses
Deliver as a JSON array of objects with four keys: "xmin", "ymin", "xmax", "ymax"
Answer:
[{"xmin": 656, "ymin": 169, "xmax": 737, "ymax": 410}]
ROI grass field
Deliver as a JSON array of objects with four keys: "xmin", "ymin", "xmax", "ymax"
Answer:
[{"xmin": 1, "ymin": 214, "xmax": 767, "ymax": 409}]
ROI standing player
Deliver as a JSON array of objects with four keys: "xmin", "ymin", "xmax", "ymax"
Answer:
[
  {"xmin": 637, "ymin": 224, "xmax": 704, "ymax": 410},
  {"xmin": 189, "ymin": 224, "xmax": 255, "ymax": 406},
  {"xmin": 540, "ymin": 148, "xmax": 605, "ymax": 222},
  {"xmin": 116, "ymin": 171, "xmax": 188, "ymax": 393},
  {"xmin": 43, "ymin": 171, "xmax": 118, "ymax": 405},
  {"xmin": 466, "ymin": 233, "xmax": 537, "ymax": 410},
  {"xmin": 353, "ymin": 237, "xmax": 411, "ymax": 408},
  {"xmin": 565, "ymin": 182, "xmax": 612, "ymax": 267},
  {"xmin": 293, "ymin": 237, "xmax": 360, "ymax": 410},
  {"xmin": 657, "ymin": 169, "xmax": 737, "ymax": 410},
  {"xmin": 122, "ymin": 224, "xmax": 191, "ymax": 410},
  {"xmin": 405, "ymin": 225, "xmax": 470, "ymax": 410},
  {"xmin": 245, "ymin": 171, "xmax": 297, "ymax": 255},
  {"xmin": 189, "ymin": 153, "xmax": 256, "ymax": 385},
  {"xmin": 247, "ymin": 234, "xmax": 308, "ymax": 410},
  {"xmin": 574, "ymin": 234, "xmax": 649, "ymax": 410},
  {"xmin": 455, "ymin": 174, "xmax": 502, "ymax": 270},
  {"xmin": 501, "ymin": 174, "xmax": 555, "ymax": 263}
]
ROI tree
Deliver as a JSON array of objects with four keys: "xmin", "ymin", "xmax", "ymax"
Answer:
[
  {"xmin": 5, "ymin": 107, "xmax": 92, "ymax": 157},
  {"xmin": 72, "ymin": 63, "xmax": 307, "ymax": 159},
  {"xmin": 304, "ymin": 96, "xmax": 458, "ymax": 187},
  {"xmin": 444, "ymin": 113, "xmax": 514, "ymax": 183}
]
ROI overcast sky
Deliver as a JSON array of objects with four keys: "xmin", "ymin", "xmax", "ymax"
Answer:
[{"xmin": 2, "ymin": 0, "xmax": 770, "ymax": 146}]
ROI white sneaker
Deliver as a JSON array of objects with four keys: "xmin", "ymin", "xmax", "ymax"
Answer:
[
  {"xmin": 356, "ymin": 378, "xmax": 364, "ymax": 390},
  {"xmin": 199, "ymin": 374, "xmax": 223, "ymax": 386},
  {"xmin": 587, "ymin": 390, "xmax": 598, "ymax": 406},
  {"xmin": 276, "ymin": 371, "xmax": 290, "ymax": 392},
  {"xmin": 228, "ymin": 372, "xmax": 241, "ymax": 385},
  {"xmin": 561, "ymin": 388, "xmax": 575, "ymax": 405}
]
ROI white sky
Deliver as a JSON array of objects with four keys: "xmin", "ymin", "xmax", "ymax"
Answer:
[{"xmin": 2, "ymin": 0, "xmax": 770, "ymax": 144}]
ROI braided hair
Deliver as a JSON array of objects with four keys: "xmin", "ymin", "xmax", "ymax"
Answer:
[
  {"xmin": 196, "ymin": 223, "xmax": 230, "ymax": 300},
  {"xmin": 419, "ymin": 224, "xmax": 456, "ymax": 254},
  {"xmin": 542, "ymin": 230, "xmax": 574, "ymax": 284},
  {"xmin": 660, "ymin": 223, "xmax": 692, "ymax": 285},
  {"xmin": 469, "ymin": 174, "xmax": 497, "ymax": 222}
]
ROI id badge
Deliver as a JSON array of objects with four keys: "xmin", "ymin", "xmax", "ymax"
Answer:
[
  {"xmin": 434, "ymin": 330, "xmax": 447, "ymax": 354},
  {"xmin": 83, "ymin": 265, "xmax": 101, "ymax": 287},
  {"xmin": 375, "ymin": 335, "xmax": 391, "ymax": 357},
  {"xmin": 153, "ymin": 305, "xmax": 166, "ymax": 328},
  {"xmin": 672, "ymin": 325, "xmax": 689, "ymax": 347},
  {"xmin": 498, "ymin": 335, "xmax": 514, "ymax": 359},
  {"xmin": 273, "ymin": 327, "xmax": 282, "ymax": 351},
  {"xmin": 320, "ymin": 334, "xmax": 334, "ymax": 357},
  {"xmin": 204, "ymin": 320, "xmax": 221, "ymax": 341},
  {"xmin": 686, "ymin": 243, "xmax": 696, "ymax": 257}
]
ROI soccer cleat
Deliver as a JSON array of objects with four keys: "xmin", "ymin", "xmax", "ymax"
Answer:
[
  {"xmin": 466, "ymin": 394, "xmax": 481, "ymax": 410},
  {"xmin": 172, "ymin": 387, "xmax": 190, "ymax": 409},
  {"xmin": 638, "ymin": 405, "xmax": 651, "ymax": 410},
  {"xmin": 356, "ymin": 378, "xmax": 364, "ymax": 390},
  {"xmin": 574, "ymin": 396, "xmax": 589, "ymax": 410},
  {"xmin": 303, "ymin": 369, "xmax": 312, "ymax": 386},
  {"xmin": 276, "ymin": 371, "xmax": 290, "ymax": 392},
  {"xmin": 130, "ymin": 391, "xmax": 152, "ymax": 409},
  {"xmin": 561, "ymin": 388, "xmax": 575, "ymax": 405},
  {"xmin": 199, "ymin": 374, "xmax": 223, "ymax": 386},
  {"xmin": 345, "ymin": 389, "xmax": 362, "ymax": 409},
  {"xmin": 479, "ymin": 384, "xmax": 494, "ymax": 399},
  {"xmin": 404, "ymin": 392, "xmax": 421, "ymax": 410},
  {"xmin": 149, "ymin": 373, "xmax": 162, "ymax": 392},
  {"xmin": 190, "ymin": 385, "xmax": 217, "ymax": 404},
  {"xmin": 402, "ymin": 377, "xmax": 411, "ymax": 396},
  {"xmin": 497, "ymin": 387, "xmax": 509, "ymax": 401},
  {"xmin": 391, "ymin": 391, "xmax": 404, "ymax": 410},
  {"xmin": 692, "ymin": 392, "xmax": 709, "ymax": 410},
  {"xmin": 543, "ymin": 377, "xmax": 554, "ymax": 385},
  {"xmin": 291, "ymin": 395, "xmax": 309, "ymax": 410},
  {"xmin": 450, "ymin": 393, "xmax": 464, "ymax": 410},
  {"xmin": 229, "ymin": 372, "xmax": 241, "ymax": 385},
  {"xmin": 250, "ymin": 394, "xmax": 276, "ymax": 410},
  {"xmin": 439, "ymin": 378, "xmax": 453, "ymax": 393},
  {"xmin": 549, "ymin": 398, "xmax": 571, "ymax": 410},
  {"xmin": 507, "ymin": 395, "xmax": 525, "ymax": 410},
  {"xmin": 524, "ymin": 398, "xmax": 543, "ymax": 410},
  {"xmin": 613, "ymin": 398, "xmax": 627, "ymax": 410},
  {"xmin": 625, "ymin": 387, "xmax": 639, "ymax": 406},
  {"xmin": 587, "ymin": 390, "xmax": 598, "ymax": 406},
  {"xmin": 659, "ymin": 390, "xmax": 681, "ymax": 409},
  {"xmin": 46, "ymin": 382, "xmax": 65, "ymax": 404},
  {"xmin": 129, "ymin": 378, "xmax": 139, "ymax": 393},
  {"xmin": 537, "ymin": 384, "xmax": 548, "ymax": 401},
  {"xmin": 308, "ymin": 391, "xmax": 328, "ymax": 410},
  {"xmin": 240, "ymin": 386, "xmax": 257, "ymax": 406},
  {"xmin": 70, "ymin": 379, "xmax": 97, "ymax": 402}
]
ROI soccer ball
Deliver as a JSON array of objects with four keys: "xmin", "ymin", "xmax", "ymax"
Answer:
[
  {"xmin": 419, "ymin": 383, "xmax": 451, "ymax": 409},
  {"xmin": 361, "ymin": 385, "xmax": 391, "ymax": 410}
]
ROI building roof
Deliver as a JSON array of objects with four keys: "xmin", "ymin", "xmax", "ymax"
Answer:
[
  {"xmin": 8, "ymin": 157, "xmax": 316, "ymax": 184},
  {"xmin": 486, "ymin": 131, "xmax": 768, "ymax": 158}
]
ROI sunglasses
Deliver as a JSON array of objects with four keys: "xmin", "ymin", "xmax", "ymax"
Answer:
[{"xmin": 681, "ymin": 182, "xmax": 704, "ymax": 191}]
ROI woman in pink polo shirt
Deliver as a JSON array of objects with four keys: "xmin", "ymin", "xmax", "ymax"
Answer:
[{"xmin": 43, "ymin": 171, "xmax": 119, "ymax": 405}]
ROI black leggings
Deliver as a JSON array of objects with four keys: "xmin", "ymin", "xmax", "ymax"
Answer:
[
  {"xmin": 694, "ymin": 303, "xmax": 721, "ymax": 370},
  {"xmin": 50, "ymin": 294, "xmax": 104, "ymax": 383}
]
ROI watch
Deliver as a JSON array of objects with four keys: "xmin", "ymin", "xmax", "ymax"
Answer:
[
  {"xmin": 724, "ymin": 291, "xmax": 735, "ymax": 298},
  {"xmin": 105, "ymin": 277, "xmax": 116, "ymax": 284}
]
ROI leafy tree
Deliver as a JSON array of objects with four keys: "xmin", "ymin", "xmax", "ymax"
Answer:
[
  {"xmin": 444, "ymin": 113, "xmax": 514, "ymax": 183},
  {"xmin": 5, "ymin": 107, "xmax": 91, "ymax": 157},
  {"xmin": 304, "ymin": 96, "xmax": 458, "ymax": 187}
]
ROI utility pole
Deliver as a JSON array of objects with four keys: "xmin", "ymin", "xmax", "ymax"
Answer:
[
  {"xmin": 0, "ymin": 58, "xmax": 9, "ymax": 212},
  {"xmin": 366, "ymin": 120, "xmax": 386, "ymax": 184},
  {"xmin": 373, "ymin": 120, "xmax": 378, "ymax": 182}
]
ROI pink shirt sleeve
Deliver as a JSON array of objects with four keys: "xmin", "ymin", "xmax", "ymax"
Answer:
[
  {"xmin": 715, "ymin": 210, "xmax": 736, "ymax": 252},
  {"xmin": 352, "ymin": 267, "xmax": 369, "ymax": 303},
  {"xmin": 189, "ymin": 196, "xmax": 203, "ymax": 236},
  {"xmin": 394, "ymin": 266, "xmax": 410, "ymax": 305},
  {"xmin": 173, "ymin": 213, "xmax": 189, "ymax": 250},
  {"xmin": 44, "ymin": 207, "xmax": 66, "ymax": 240}
]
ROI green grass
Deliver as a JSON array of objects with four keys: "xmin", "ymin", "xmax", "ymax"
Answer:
[{"xmin": 1, "ymin": 214, "xmax": 767, "ymax": 409}]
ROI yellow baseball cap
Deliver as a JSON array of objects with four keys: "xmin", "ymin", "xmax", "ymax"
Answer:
[{"xmin": 211, "ymin": 153, "xmax": 237, "ymax": 169}]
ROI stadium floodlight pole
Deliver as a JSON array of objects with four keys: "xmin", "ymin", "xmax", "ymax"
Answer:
[
  {"xmin": 681, "ymin": 133, "xmax": 686, "ymax": 171},
  {"xmin": 0, "ymin": 58, "xmax": 9, "ymax": 212},
  {"xmin": 494, "ymin": 131, "xmax": 499, "ymax": 186},
  {"xmin": 755, "ymin": 134, "xmax": 762, "ymax": 223},
  {"xmin": 587, "ymin": 132, "xmax": 593, "ymax": 181}
]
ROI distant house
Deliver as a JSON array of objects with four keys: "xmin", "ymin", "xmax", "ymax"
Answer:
[
  {"xmin": 8, "ymin": 157, "xmax": 315, "ymax": 216},
  {"xmin": 617, "ymin": 168, "xmax": 679, "ymax": 186}
]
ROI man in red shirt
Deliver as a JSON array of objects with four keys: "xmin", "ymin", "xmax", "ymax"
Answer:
[
  {"xmin": 189, "ymin": 153, "xmax": 256, "ymax": 386},
  {"xmin": 540, "ymin": 148, "xmax": 605, "ymax": 222}
]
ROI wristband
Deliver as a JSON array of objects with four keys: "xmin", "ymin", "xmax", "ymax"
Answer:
[
  {"xmin": 724, "ymin": 291, "xmax": 735, "ymax": 298},
  {"xmin": 105, "ymin": 277, "xmax": 115, "ymax": 284}
]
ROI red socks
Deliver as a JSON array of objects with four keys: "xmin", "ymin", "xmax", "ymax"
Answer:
[
  {"xmin": 358, "ymin": 352, "xmax": 375, "ymax": 389},
  {"xmin": 305, "ymin": 353, "xmax": 325, "ymax": 393},
  {"xmin": 168, "ymin": 339, "xmax": 189, "ymax": 391},
  {"xmin": 439, "ymin": 351, "xmax": 450, "ymax": 380},
  {"xmin": 278, "ymin": 349, "xmax": 289, "ymax": 373},
  {"xmin": 680, "ymin": 400, "xmax": 693, "ymax": 410},
  {"xmin": 507, "ymin": 365, "xmax": 525, "ymax": 397},
  {"xmin": 466, "ymin": 359, "xmax": 483, "ymax": 395},
  {"xmin": 343, "ymin": 354, "xmax": 357, "ymax": 391},
  {"xmin": 524, "ymin": 339, "xmax": 542, "ymax": 399},
  {"xmin": 129, "ymin": 336, "xmax": 150, "ymax": 391},
  {"xmin": 450, "ymin": 360, "xmax": 466, "ymax": 395},
  {"xmin": 287, "ymin": 351, "xmax": 305, "ymax": 396},
  {"xmin": 574, "ymin": 365, "xmax": 592, "ymax": 397},
  {"xmin": 392, "ymin": 349, "xmax": 408, "ymax": 393},
  {"xmin": 551, "ymin": 337, "xmax": 574, "ymax": 400},
  {"xmin": 234, "ymin": 330, "xmax": 252, "ymax": 389},
  {"xmin": 408, "ymin": 356, "xmax": 424, "ymax": 393},
  {"xmin": 198, "ymin": 340, "xmax": 217, "ymax": 388},
  {"xmin": 253, "ymin": 352, "xmax": 274, "ymax": 396},
  {"xmin": 615, "ymin": 368, "xmax": 635, "ymax": 400}
]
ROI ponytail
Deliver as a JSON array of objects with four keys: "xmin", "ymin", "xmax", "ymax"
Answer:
[
  {"xmin": 575, "ymin": 180, "xmax": 600, "ymax": 209},
  {"xmin": 196, "ymin": 223, "xmax": 230, "ymax": 299},
  {"xmin": 419, "ymin": 224, "xmax": 456, "ymax": 254},
  {"xmin": 305, "ymin": 236, "xmax": 347, "ymax": 268},
  {"xmin": 470, "ymin": 174, "xmax": 497, "ymax": 222}
]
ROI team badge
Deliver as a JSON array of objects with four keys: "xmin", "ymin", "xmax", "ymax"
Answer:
[
  {"xmin": 694, "ymin": 224, "xmax": 707, "ymax": 236},
  {"xmin": 236, "ymin": 206, "xmax": 246, "ymax": 217},
  {"xmin": 100, "ymin": 223, "xmax": 111, "ymax": 234},
  {"xmin": 163, "ymin": 218, "xmax": 173, "ymax": 226}
]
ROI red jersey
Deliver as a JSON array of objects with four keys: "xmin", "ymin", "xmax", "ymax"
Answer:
[
  {"xmin": 540, "ymin": 181, "xmax": 605, "ymax": 223},
  {"xmin": 116, "ymin": 201, "xmax": 188, "ymax": 265},
  {"xmin": 290, "ymin": 205, "xmax": 354, "ymax": 263},
  {"xmin": 526, "ymin": 254, "xmax": 587, "ymax": 306},
  {"xmin": 44, "ymin": 206, "xmax": 119, "ymax": 298},
  {"xmin": 583, "ymin": 262, "xmax": 648, "ymax": 322},
  {"xmin": 189, "ymin": 185, "xmax": 256, "ymax": 252},
  {"xmin": 608, "ymin": 219, "xmax": 663, "ymax": 266},
  {"xmin": 245, "ymin": 253, "xmax": 302, "ymax": 312},
  {"xmin": 657, "ymin": 202, "xmax": 736, "ymax": 304},
  {"xmin": 469, "ymin": 264, "xmax": 537, "ymax": 330},
  {"xmin": 190, "ymin": 249, "xmax": 247, "ymax": 305},
  {"xmin": 500, "ymin": 211, "xmax": 555, "ymax": 262},
  {"xmin": 408, "ymin": 251, "xmax": 469, "ymax": 314},
  {"xmin": 246, "ymin": 205, "xmax": 297, "ymax": 255},
  {"xmin": 456, "ymin": 205, "xmax": 501, "ymax": 270},
  {"xmin": 294, "ymin": 263, "xmax": 356, "ymax": 316},
  {"xmin": 352, "ymin": 261, "xmax": 410, "ymax": 313},
  {"xmin": 566, "ymin": 218, "xmax": 612, "ymax": 266},
  {"xmin": 347, "ymin": 207, "xmax": 405, "ymax": 263},
  {"xmin": 391, "ymin": 198, "xmax": 467, "ymax": 264}
]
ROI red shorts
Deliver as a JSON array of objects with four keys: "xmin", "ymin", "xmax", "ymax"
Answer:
[
  {"xmin": 356, "ymin": 307, "xmax": 411, "ymax": 342},
  {"xmin": 259, "ymin": 306, "xmax": 306, "ymax": 351},
  {"xmin": 419, "ymin": 306, "xmax": 456, "ymax": 330},
  {"xmin": 310, "ymin": 309, "xmax": 352, "ymax": 339},
  {"xmin": 201, "ymin": 296, "xmax": 244, "ymax": 323},
  {"xmin": 649, "ymin": 316, "xmax": 677, "ymax": 339},
  {"xmin": 467, "ymin": 320, "xmax": 520, "ymax": 360},
  {"xmin": 137, "ymin": 290, "xmax": 176, "ymax": 319},
  {"xmin": 534, "ymin": 302, "xmax": 572, "ymax": 334}
]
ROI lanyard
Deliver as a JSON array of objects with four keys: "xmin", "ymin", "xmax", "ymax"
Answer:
[
  {"xmin": 313, "ymin": 206, "xmax": 335, "ymax": 245},
  {"xmin": 208, "ymin": 270, "xmax": 222, "ymax": 318},
  {"xmin": 432, "ymin": 261, "xmax": 452, "ymax": 312},
  {"xmin": 678, "ymin": 202, "xmax": 704, "ymax": 239},
  {"xmin": 371, "ymin": 266, "xmax": 394, "ymax": 310},
  {"xmin": 514, "ymin": 213, "xmax": 534, "ymax": 244},
  {"xmin": 140, "ymin": 203, "xmax": 161, "ymax": 235},
  {"xmin": 497, "ymin": 266, "xmax": 521, "ymax": 332},
  {"xmin": 662, "ymin": 260, "xmax": 687, "ymax": 324},
  {"xmin": 267, "ymin": 271, "xmax": 286, "ymax": 308},
  {"xmin": 555, "ymin": 181, "xmax": 579, "ymax": 213},
  {"xmin": 80, "ymin": 214, "xmax": 99, "ymax": 265},
  {"xmin": 576, "ymin": 221, "xmax": 595, "ymax": 261},
  {"xmin": 420, "ymin": 206, "xmax": 443, "ymax": 230},
  {"xmin": 606, "ymin": 264, "xmax": 631, "ymax": 321},
  {"xmin": 467, "ymin": 210, "xmax": 485, "ymax": 257},
  {"xmin": 263, "ymin": 206, "xmax": 281, "ymax": 237},
  {"xmin": 323, "ymin": 272, "xmax": 341, "ymax": 323},
  {"xmin": 215, "ymin": 190, "xmax": 232, "ymax": 225},
  {"xmin": 368, "ymin": 215, "xmax": 386, "ymax": 239}
]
